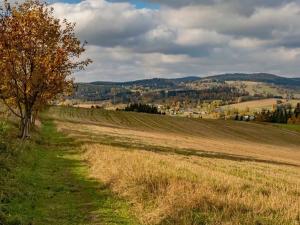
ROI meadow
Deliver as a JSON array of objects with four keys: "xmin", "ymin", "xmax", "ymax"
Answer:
[
  {"xmin": 1, "ymin": 1, "xmax": 299, "ymax": 224},
  {"xmin": 0, "ymin": 118, "xmax": 139, "ymax": 225},
  {"xmin": 222, "ymin": 98, "xmax": 300, "ymax": 113},
  {"xmin": 45, "ymin": 106, "xmax": 300, "ymax": 225}
]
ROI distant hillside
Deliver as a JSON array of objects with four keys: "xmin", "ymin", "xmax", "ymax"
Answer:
[
  {"xmin": 204, "ymin": 73, "xmax": 300, "ymax": 87},
  {"xmin": 91, "ymin": 76, "xmax": 200, "ymax": 88},
  {"xmin": 73, "ymin": 73, "xmax": 300, "ymax": 103},
  {"xmin": 88, "ymin": 73, "xmax": 300, "ymax": 88},
  {"xmin": 293, "ymin": 78, "xmax": 300, "ymax": 82}
]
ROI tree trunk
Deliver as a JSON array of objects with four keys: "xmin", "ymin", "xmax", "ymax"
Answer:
[
  {"xmin": 31, "ymin": 112, "xmax": 36, "ymax": 127},
  {"xmin": 20, "ymin": 113, "xmax": 31, "ymax": 139}
]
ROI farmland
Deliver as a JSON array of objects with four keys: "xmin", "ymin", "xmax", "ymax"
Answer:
[
  {"xmin": 44, "ymin": 106, "xmax": 300, "ymax": 225},
  {"xmin": 222, "ymin": 98, "xmax": 300, "ymax": 112},
  {"xmin": 1, "ymin": 1, "xmax": 300, "ymax": 224},
  {"xmin": 226, "ymin": 81, "xmax": 287, "ymax": 97}
]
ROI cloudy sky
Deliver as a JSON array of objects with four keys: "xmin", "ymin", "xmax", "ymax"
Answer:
[{"xmin": 15, "ymin": 0, "xmax": 300, "ymax": 81}]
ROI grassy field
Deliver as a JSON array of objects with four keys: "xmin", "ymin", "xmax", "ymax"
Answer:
[
  {"xmin": 45, "ymin": 106, "xmax": 300, "ymax": 225},
  {"xmin": 226, "ymin": 81, "xmax": 300, "ymax": 98},
  {"xmin": 0, "ymin": 118, "xmax": 138, "ymax": 225},
  {"xmin": 222, "ymin": 98, "xmax": 300, "ymax": 112},
  {"xmin": 226, "ymin": 81, "xmax": 282, "ymax": 96}
]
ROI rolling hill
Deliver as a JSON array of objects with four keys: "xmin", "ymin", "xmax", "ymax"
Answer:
[
  {"xmin": 205, "ymin": 73, "xmax": 300, "ymax": 87},
  {"xmin": 46, "ymin": 106, "xmax": 300, "ymax": 225},
  {"xmin": 87, "ymin": 73, "xmax": 300, "ymax": 88},
  {"xmin": 90, "ymin": 76, "xmax": 200, "ymax": 88},
  {"xmin": 2, "ymin": 106, "xmax": 300, "ymax": 224},
  {"xmin": 73, "ymin": 73, "xmax": 300, "ymax": 103}
]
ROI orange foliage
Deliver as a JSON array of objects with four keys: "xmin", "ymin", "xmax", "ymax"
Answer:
[{"xmin": 0, "ymin": 0, "xmax": 91, "ymax": 138}]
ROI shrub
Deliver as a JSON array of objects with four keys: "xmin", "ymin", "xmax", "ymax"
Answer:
[{"xmin": 124, "ymin": 103, "xmax": 163, "ymax": 115}]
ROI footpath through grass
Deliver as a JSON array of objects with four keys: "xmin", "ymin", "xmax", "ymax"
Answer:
[{"xmin": 0, "ymin": 119, "xmax": 138, "ymax": 225}]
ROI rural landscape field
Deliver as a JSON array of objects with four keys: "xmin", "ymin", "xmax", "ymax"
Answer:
[
  {"xmin": 1, "ymin": 0, "xmax": 300, "ymax": 225},
  {"xmin": 2, "ymin": 104, "xmax": 300, "ymax": 224},
  {"xmin": 50, "ymin": 106, "xmax": 300, "ymax": 225}
]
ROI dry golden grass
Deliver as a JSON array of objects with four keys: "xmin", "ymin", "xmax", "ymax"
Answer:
[
  {"xmin": 48, "ymin": 107, "xmax": 300, "ymax": 225},
  {"xmin": 225, "ymin": 98, "xmax": 278, "ymax": 111},
  {"xmin": 57, "ymin": 121, "xmax": 300, "ymax": 167},
  {"xmin": 82, "ymin": 144, "xmax": 300, "ymax": 225},
  {"xmin": 223, "ymin": 98, "xmax": 299, "ymax": 112}
]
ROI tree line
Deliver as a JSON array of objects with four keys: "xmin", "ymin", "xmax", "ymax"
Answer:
[
  {"xmin": 256, "ymin": 103, "xmax": 300, "ymax": 124},
  {"xmin": 121, "ymin": 103, "xmax": 163, "ymax": 115}
]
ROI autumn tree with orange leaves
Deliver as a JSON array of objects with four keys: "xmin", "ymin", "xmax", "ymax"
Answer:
[{"xmin": 0, "ymin": 0, "xmax": 91, "ymax": 139}]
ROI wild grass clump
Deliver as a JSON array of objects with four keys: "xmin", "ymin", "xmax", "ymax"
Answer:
[{"xmin": 83, "ymin": 144, "xmax": 300, "ymax": 225}]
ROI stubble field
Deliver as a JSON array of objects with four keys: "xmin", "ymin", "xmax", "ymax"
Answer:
[{"xmin": 47, "ymin": 106, "xmax": 300, "ymax": 225}]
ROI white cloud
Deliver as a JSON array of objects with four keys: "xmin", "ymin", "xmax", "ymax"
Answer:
[
  {"xmin": 52, "ymin": 0, "xmax": 158, "ymax": 47},
  {"xmin": 176, "ymin": 29, "xmax": 229, "ymax": 46},
  {"xmin": 47, "ymin": 0, "xmax": 300, "ymax": 81}
]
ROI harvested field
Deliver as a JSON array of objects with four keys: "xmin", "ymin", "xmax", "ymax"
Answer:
[{"xmin": 47, "ymin": 106, "xmax": 300, "ymax": 225}]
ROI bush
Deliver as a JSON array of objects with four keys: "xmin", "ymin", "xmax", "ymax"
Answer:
[{"xmin": 123, "ymin": 103, "xmax": 163, "ymax": 115}]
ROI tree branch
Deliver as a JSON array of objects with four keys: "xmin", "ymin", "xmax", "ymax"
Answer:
[{"xmin": 0, "ymin": 97, "xmax": 22, "ymax": 118}]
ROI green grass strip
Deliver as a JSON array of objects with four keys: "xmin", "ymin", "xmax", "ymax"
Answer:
[{"xmin": 1, "ymin": 119, "xmax": 139, "ymax": 225}]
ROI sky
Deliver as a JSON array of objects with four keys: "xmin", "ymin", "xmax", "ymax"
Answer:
[{"xmin": 7, "ymin": 0, "xmax": 300, "ymax": 81}]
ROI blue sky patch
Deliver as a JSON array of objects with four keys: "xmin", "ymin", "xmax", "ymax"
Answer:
[
  {"xmin": 53, "ymin": 0, "xmax": 160, "ymax": 9},
  {"xmin": 126, "ymin": 0, "xmax": 160, "ymax": 9}
]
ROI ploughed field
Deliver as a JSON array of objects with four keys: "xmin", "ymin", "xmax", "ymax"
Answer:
[{"xmin": 47, "ymin": 106, "xmax": 300, "ymax": 225}]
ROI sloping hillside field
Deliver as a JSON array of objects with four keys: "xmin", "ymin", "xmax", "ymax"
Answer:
[
  {"xmin": 47, "ymin": 106, "xmax": 300, "ymax": 225},
  {"xmin": 222, "ymin": 98, "xmax": 300, "ymax": 112}
]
